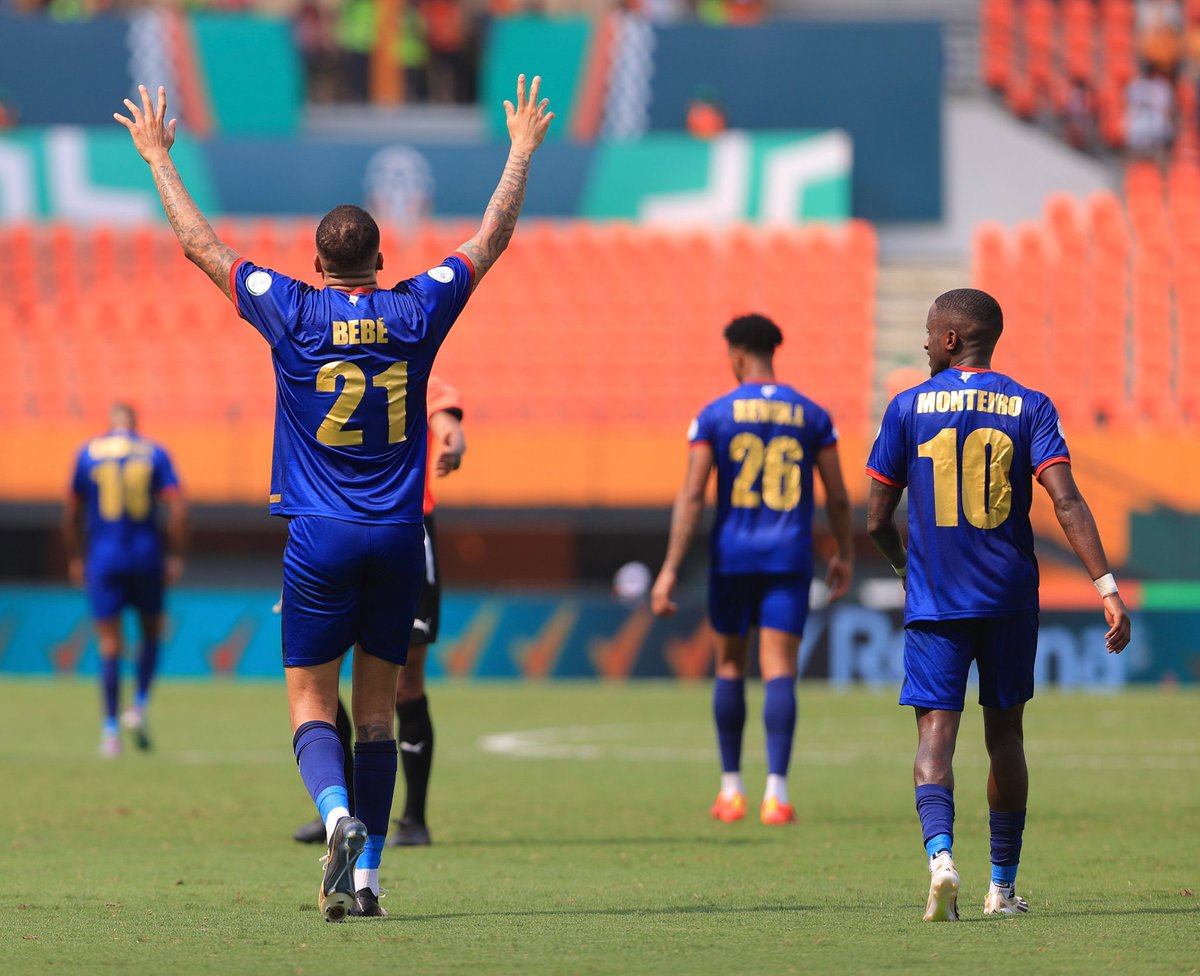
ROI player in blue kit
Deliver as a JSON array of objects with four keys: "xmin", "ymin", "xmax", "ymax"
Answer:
[
  {"xmin": 63, "ymin": 403, "xmax": 187, "ymax": 758},
  {"xmin": 651, "ymin": 314, "xmax": 854, "ymax": 825},
  {"xmin": 866, "ymin": 288, "xmax": 1131, "ymax": 921},
  {"xmin": 115, "ymin": 78, "xmax": 552, "ymax": 921}
]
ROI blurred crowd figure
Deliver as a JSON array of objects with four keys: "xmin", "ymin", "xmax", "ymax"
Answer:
[
  {"xmin": 991, "ymin": 0, "xmax": 1200, "ymax": 163},
  {"xmin": 5, "ymin": 0, "xmax": 765, "ymax": 106}
]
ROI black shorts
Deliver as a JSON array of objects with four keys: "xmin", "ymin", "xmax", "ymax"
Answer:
[{"xmin": 413, "ymin": 514, "xmax": 441, "ymax": 645}]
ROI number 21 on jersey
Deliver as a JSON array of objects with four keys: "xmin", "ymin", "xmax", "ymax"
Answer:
[
  {"xmin": 917, "ymin": 426, "xmax": 1014, "ymax": 528},
  {"xmin": 316, "ymin": 361, "xmax": 408, "ymax": 446}
]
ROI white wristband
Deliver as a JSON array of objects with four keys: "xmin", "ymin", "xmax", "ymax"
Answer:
[
  {"xmin": 893, "ymin": 563, "xmax": 907, "ymax": 579},
  {"xmin": 1093, "ymin": 573, "xmax": 1118, "ymax": 597}
]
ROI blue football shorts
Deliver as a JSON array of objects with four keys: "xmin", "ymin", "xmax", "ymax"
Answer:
[
  {"xmin": 281, "ymin": 515, "xmax": 425, "ymax": 668},
  {"xmin": 708, "ymin": 571, "xmax": 813, "ymax": 638},
  {"xmin": 900, "ymin": 611, "xmax": 1040, "ymax": 711},
  {"xmin": 87, "ymin": 563, "xmax": 165, "ymax": 620}
]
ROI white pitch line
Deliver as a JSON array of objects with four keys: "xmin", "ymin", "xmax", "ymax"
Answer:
[
  {"xmin": 479, "ymin": 725, "xmax": 1200, "ymax": 770},
  {"xmin": 175, "ymin": 750, "xmax": 286, "ymax": 765}
]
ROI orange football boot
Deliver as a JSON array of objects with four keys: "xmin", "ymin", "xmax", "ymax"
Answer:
[
  {"xmin": 710, "ymin": 792, "xmax": 748, "ymax": 822},
  {"xmin": 760, "ymin": 797, "xmax": 796, "ymax": 825}
]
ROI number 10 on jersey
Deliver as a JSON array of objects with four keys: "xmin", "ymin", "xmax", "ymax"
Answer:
[{"xmin": 917, "ymin": 426, "xmax": 1014, "ymax": 529}]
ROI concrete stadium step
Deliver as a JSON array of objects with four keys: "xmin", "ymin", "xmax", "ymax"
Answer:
[{"xmin": 873, "ymin": 259, "xmax": 970, "ymax": 412}]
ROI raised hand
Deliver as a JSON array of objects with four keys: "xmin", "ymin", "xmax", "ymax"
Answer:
[
  {"xmin": 114, "ymin": 84, "xmax": 177, "ymax": 163},
  {"xmin": 503, "ymin": 74, "xmax": 554, "ymax": 154}
]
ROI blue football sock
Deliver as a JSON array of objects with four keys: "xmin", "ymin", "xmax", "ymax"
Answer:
[
  {"xmin": 353, "ymin": 739, "xmax": 398, "ymax": 872},
  {"xmin": 915, "ymin": 784, "xmax": 955, "ymax": 857},
  {"xmin": 101, "ymin": 656, "xmax": 120, "ymax": 723},
  {"xmin": 293, "ymin": 721, "xmax": 348, "ymax": 822},
  {"xmin": 990, "ymin": 808, "xmax": 1027, "ymax": 885},
  {"xmin": 135, "ymin": 639, "xmax": 159, "ymax": 709},
  {"xmin": 712, "ymin": 678, "xmax": 746, "ymax": 773},
  {"xmin": 762, "ymin": 676, "xmax": 797, "ymax": 777}
]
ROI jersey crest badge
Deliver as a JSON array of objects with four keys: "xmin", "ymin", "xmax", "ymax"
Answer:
[{"xmin": 246, "ymin": 270, "xmax": 273, "ymax": 296}]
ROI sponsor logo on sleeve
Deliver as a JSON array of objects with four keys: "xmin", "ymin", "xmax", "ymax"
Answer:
[
  {"xmin": 246, "ymin": 270, "xmax": 273, "ymax": 296},
  {"xmin": 427, "ymin": 266, "xmax": 455, "ymax": 283},
  {"xmin": 687, "ymin": 418, "xmax": 699, "ymax": 441}
]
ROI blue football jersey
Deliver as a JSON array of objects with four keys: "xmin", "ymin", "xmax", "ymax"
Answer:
[
  {"xmin": 866, "ymin": 367, "xmax": 1071, "ymax": 622},
  {"xmin": 232, "ymin": 254, "xmax": 473, "ymax": 524},
  {"xmin": 689, "ymin": 382, "xmax": 838, "ymax": 575},
  {"xmin": 71, "ymin": 432, "xmax": 179, "ymax": 570}
]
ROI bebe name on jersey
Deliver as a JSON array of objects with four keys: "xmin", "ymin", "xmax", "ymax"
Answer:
[
  {"xmin": 916, "ymin": 390, "xmax": 1023, "ymax": 417},
  {"xmin": 732, "ymin": 398, "xmax": 805, "ymax": 426},
  {"xmin": 332, "ymin": 318, "xmax": 388, "ymax": 346}
]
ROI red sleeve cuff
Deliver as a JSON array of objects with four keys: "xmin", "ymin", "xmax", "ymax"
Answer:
[
  {"xmin": 453, "ymin": 251, "xmax": 477, "ymax": 286},
  {"xmin": 866, "ymin": 467, "xmax": 905, "ymax": 488},
  {"xmin": 229, "ymin": 257, "xmax": 246, "ymax": 313},
  {"xmin": 689, "ymin": 439, "xmax": 711, "ymax": 449},
  {"xmin": 1035, "ymin": 456, "xmax": 1071, "ymax": 479}
]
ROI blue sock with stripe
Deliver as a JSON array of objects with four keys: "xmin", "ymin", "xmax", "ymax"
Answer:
[
  {"xmin": 990, "ymin": 809, "xmax": 1026, "ymax": 886},
  {"xmin": 712, "ymin": 678, "xmax": 746, "ymax": 773},
  {"xmin": 353, "ymin": 739, "xmax": 398, "ymax": 894},
  {"xmin": 135, "ymin": 639, "xmax": 159, "ymax": 710},
  {"xmin": 915, "ymin": 784, "xmax": 954, "ymax": 858},
  {"xmin": 763, "ymin": 676, "xmax": 797, "ymax": 777},
  {"xmin": 101, "ymin": 656, "xmax": 120, "ymax": 728},
  {"xmin": 293, "ymin": 721, "xmax": 349, "ymax": 830}
]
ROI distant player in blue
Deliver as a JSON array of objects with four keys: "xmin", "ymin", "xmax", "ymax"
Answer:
[
  {"xmin": 63, "ymin": 403, "xmax": 186, "ymax": 758},
  {"xmin": 866, "ymin": 289, "xmax": 1131, "ymax": 921},
  {"xmin": 115, "ymin": 79, "xmax": 553, "ymax": 921},
  {"xmin": 651, "ymin": 314, "xmax": 854, "ymax": 826}
]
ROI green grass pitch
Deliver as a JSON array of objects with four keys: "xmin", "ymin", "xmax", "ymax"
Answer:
[{"xmin": 2, "ymin": 680, "xmax": 1197, "ymax": 975}]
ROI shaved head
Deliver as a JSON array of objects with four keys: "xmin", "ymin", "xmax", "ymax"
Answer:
[
  {"xmin": 316, "ymin": 204, "xmax": 380, "ymax": 275},
  {"xmin": 110, "ymin": 402, "xmax": 136, "ymax": 432},
  {"xmin": 932, "ymin": 288, "xmax": 1004, "ymax": 352}
]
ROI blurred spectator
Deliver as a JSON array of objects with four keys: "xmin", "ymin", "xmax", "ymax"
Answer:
[
  {"xmin": 1139, "ymin": 1, "xmax": 1184, "ymax": 76},
  {"xmin": 0, "ymin": 92, "xmax": 17, "ymax": 130},
  {"xmin": 421, "ymin": 0, "xmax": 476, "ymax": 104},
  {"xmin": 687, "ymin": 86, "xmax": 726, "ymax": 139},
  {"xmin": 1063, "ymin": 77, "xmax": 1096, "ymax": 151},
  {"xmin": 294, "ymin": 0, "xmax": 340, "ymax": 103},
  {"xmin": 1126, "ymin": 64, "xmax": 1176, "ymax": 160}
]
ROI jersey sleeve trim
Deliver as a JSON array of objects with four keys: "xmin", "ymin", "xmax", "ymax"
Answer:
[
  {"xmin": 1034, "ymin": 456, "xmax": 1071, "ymax": 479},
  {"xmin": 866, "ymin": 466, "xmax": 905, "ymax": 488},
  {"xmin": 453, "ymin": 251, "xmax": 477, "ymax": 285},
  {"xmin": 158, "ymin": 484, "xmax": 182, "ymax": 499},
  {"xmin": 689, "ymin": 439, "xmax": 711, "ymax": 448},
  {"xmin": 229, "ymin": 257, "xmax": 247, "ymax": 313}
]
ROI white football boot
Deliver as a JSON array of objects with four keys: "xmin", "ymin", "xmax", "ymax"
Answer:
[
  {"xmin": 984, "ymin": 881, "xmax": 1030, "ymax": 915},
  {"xmin": 923, "ymin": 851, "xmax": 960, "ymax": 921}
]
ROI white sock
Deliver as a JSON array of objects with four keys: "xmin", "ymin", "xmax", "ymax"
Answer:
[
  {"xmin": 324, "ymin": 806, "xmax": 350, "ymax": 843},
  {"xmin": 720, "ymin": 772, "xmax": 745, "ymax": 798},
  {"xmin": 353, "ymin": 867, "xmax": 379, "ymax": 895},
  {"xmin": 765, "ymin": 774, "xmax": 788, "ymax": 804}
]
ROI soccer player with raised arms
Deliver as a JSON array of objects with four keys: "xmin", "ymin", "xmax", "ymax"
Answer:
[
  {"xmin": 866, "ymin": 288, "xmax": 1131, "ymax": 921},
  {"xmin": 114, "ymin": 79, "xmax": 552, "ymax": 921},
  {"xmin": 651, "ymin": 314, "xmax": 854, "ymax": 825}
]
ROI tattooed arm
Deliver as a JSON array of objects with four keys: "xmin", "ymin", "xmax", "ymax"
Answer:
[
  {"xmin": 458, "ymin": 74, "xmax": 554, "ymax": 290},
  {"xmin": 114, "ymin": 85, "xmax": 238, "ymax": 301}
]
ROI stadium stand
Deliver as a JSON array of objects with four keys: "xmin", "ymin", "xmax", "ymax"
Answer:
[{"xmin": 0, "ymin": 220, "xmax": 877, "ymax": 506}]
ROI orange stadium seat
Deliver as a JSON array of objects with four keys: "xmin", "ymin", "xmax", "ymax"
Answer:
[{"xmin": 4, "ymin": 219, "xmax": 882, "ymax": 505}]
